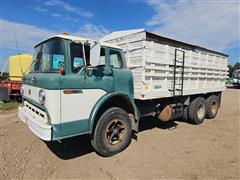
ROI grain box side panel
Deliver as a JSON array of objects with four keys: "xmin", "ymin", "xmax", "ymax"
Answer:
[
  {"xmin": 137, "ymin": 41, "xmax": 228, "ymax": 99},
  {"xmin": 102, "ymin": 32, "xmax": 228, "ymax": 100}
]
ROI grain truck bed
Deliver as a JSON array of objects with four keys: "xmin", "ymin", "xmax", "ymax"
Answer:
[{"xmin": 101, "ymin": 29, "xmax": 228, "ymax": 100}]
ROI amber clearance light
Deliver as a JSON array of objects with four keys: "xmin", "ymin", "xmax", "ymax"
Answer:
[{"xmin": 59, "ymin": 66, "xmax": 64, "ymax": 75}]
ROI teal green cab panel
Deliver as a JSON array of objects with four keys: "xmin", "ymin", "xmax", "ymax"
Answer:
[
  {"xmin": 52, "ymin": 119, "xmax": 89, "ymax": 140},
  {"xmin": 23, "ymin": 73, "xmax": 60, "ymax": 90},
  {"xmin": 88, "ymin": 91, "xmax": 139, "ymax": 134},
  {"xmin": 112, "ymin": 69, "xmax": 134, "ymax": 99},
  {"xmin": 59, "ymin": 67, "xmax": 113, "ymax": 92}
]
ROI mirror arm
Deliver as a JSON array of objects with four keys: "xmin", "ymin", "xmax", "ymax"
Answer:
[
  {"xmin": 82, "ymin": 43, "xmax": 87, "ymax": 67},
  {"xmin": 81, "ymin": 43, "xmax": 88, "ymax": 80}
]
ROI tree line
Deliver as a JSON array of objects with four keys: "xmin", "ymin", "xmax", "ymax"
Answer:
[{"xmin": 228, "ymin": 62, "xmax": 240, "ymax": 77}]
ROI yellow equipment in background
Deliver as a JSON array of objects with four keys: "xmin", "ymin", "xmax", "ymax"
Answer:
[{"xmin": 8, "ymin": 54, "xmax": 33, "ymax": 81}]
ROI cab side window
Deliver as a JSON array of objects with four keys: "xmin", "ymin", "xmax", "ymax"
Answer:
[
  {"xmin": 109, "ymin": 49, "xmax": 123, "ymax": 69},
  {"xmin": 99, "ymin": 48, "xmax": 106, "ymax": 66},
  {"xmin": 70, "ymin": 42, "xmax": 90, "ymax": 74}
]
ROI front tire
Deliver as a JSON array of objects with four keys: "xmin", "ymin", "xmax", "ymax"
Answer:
[
  {"xmin": 189, "ymin": 97, "xmax": 206, "ymax": 124},
  {"xmin": 91, "ymin": 107, "xmax": 132, "ymax": 157}
]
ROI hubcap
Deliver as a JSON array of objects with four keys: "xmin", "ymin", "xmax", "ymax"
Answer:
[
  {"xmin": 197, "ymin": 103, "xmax": 205, "ymax": 119},
  {"xmin": 105, "ymin": 119, "xmax": 126, "ymax": 145}
]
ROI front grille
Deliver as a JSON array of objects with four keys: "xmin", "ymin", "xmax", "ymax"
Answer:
[{"xmin": 24, "ymin": 101, "xmax": 48, "ymax": 123}]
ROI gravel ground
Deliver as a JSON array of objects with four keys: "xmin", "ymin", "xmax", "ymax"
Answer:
[{"xmin": 0, "ymin": 88, "xmax": 239, "ymax": 179}]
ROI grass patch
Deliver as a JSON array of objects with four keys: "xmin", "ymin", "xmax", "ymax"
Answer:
[{"xmin": 0, "ymin": 101, "xmax": 19, "ymax": 111}]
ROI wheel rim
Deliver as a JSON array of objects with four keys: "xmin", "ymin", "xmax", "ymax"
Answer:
[
  {"xmin": 197, "ymin": 103, "xmax": 205, "ymax": 119},
  {"xmin": 211, "ymin": 101, "xmax": 218, "ymax": 115},
  {"xmin": 104, "ymin": 119, "xmax": 126, "ymax": 145}
]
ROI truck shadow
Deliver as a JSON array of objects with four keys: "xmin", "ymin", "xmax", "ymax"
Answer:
[
  {"xmin": 45, "ymin": 116, "xmax": 178, "ymax": 160},
  {"xmin": 45, "ymin": 134, "xmax": 94, "ymax": 160},
  {"xmin": 139, "ymin": 116, "xmax": 178, "ymax": 132}
]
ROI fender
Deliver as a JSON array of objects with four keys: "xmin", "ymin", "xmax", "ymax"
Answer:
[{"xmin": 88, "ymin": 91, "xmax": 139, "ymax": 134}]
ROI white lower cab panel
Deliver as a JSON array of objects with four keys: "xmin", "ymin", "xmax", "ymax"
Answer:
[
  {"xmin": 61, "ymin": 89, "xmax": 106, "ymax": 123},
  {"xmin": 22, "ymin": 84, "xmax": 60, "ymax": 124},
  {"xmin": 18, "ymin": 106, "xmax": 52, "ymax": 141}
]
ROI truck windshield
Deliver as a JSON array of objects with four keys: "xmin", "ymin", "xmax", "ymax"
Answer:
[{"xmin": 30, "ymin": 39, "xmax": 65, "ymax": 73}]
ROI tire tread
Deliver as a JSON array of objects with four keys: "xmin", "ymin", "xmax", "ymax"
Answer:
[
  {"xmin": 206, "ymin": 95, "xmax": 219, "ymax": 119},
  {"xmin": 91, "ymin": 107, "xmax": 132, "ymax": 157},
  {"xmin": 188, "ymin": 97, "xmax": 206, "ymax": 124}
]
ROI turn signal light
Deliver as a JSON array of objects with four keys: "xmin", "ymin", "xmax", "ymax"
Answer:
[{"xmin": 59, "ymin": 66, "xmax": 65, "ymax": 75}]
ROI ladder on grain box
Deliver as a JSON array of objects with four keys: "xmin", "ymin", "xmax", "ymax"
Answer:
[{"xmin": 170, "ymin": 49, "xmax": 185, "ymax": 96}]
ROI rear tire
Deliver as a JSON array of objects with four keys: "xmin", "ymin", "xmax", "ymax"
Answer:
[
  {"xmin": 206, "ymin": 95, "xmax": 219, "ymax": 119},
  {"xmin": 189, "ymin": 97, "xmax": 206, "ymax": 124},
  {"xmin": 91, "ymin": 107, "xmax": 132, "ymax": 157},
  {"xmin": 182, "ymin": 106, "xmax": 189, "ymax": 121}
]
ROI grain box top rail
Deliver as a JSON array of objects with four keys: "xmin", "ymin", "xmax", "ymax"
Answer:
[{"xmin": 101, "ymin": 29, "xmax": 228, "ymax": 57}]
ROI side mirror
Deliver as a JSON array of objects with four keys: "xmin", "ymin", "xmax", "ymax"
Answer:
[
  {"xmin": 59, "ymin": 66, "xmax": 65, "ymax": 75},
  {"xmin": 90, "ymin": 41, "xmax": 101, "ymax": 67}
]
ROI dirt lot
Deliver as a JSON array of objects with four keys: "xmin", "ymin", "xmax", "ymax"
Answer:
[{"xmin": 0, "ymin": 89, "xmax": 239, "ymax": 179}]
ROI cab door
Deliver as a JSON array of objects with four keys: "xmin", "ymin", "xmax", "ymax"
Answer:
[
  {"xmin": 107, "ymin": 48, "xmax": 134, "ymax": 96},
  {"xmin": 59, "ymin": 42, "xmax": 111, "ymax": 138}
]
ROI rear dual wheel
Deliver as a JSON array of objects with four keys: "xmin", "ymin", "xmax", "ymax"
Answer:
[
  {"xmin": 186, "ymin": 95, "xmax": 219, "ymax": 124},
  {"xmin": 189, "ymin": 97, "xmax": 207, "ymax": 124},
  {"xmin": 206, "ymin": 95, "xmax": 219, "ymax": 119}
]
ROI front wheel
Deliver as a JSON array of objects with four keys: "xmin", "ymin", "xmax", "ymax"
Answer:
[{"xmin": 91, "ymin": 107, "xmax": 132, "ymax": 157}]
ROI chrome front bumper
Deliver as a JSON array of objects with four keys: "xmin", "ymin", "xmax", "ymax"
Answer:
[{"xmin": 18, "ymin": 106, "xmax": 52, "ymax": 141}]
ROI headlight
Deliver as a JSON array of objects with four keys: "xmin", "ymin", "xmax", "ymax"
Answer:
[
  {"xmin": 39, "ymin": 89, "xmax": 46, "ymax": 105},
  {"xmin": 20, "ymin": 85, "xmax": 24, "ymax": 95}
]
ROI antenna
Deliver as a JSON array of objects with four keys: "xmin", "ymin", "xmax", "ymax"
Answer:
[
  {"xmin": 15, "ymin": 36, "xmax": 20, "ymax": 55},
  {"xmin": 15, "ymin": 36, "xmax": 24, "ymax": 76},
  {"xmin": 0, "ymin": 59, "xmax": 8, "ymax": 77}
]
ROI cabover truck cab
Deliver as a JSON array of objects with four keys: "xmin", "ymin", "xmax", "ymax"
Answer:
[
  {"xmin": 19, "ymin": 35, "xmax": 138, "ymax": 156},
  {"xmin": 19, "ymin": 32, "xmax": 227, "ymax": 156}
]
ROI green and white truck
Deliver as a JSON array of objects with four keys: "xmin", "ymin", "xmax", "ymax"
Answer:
[{"xmin": 18, "ymin": 29, "xmax": 228, "ymax": 156}]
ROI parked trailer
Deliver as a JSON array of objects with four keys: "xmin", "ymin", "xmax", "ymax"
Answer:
[
  {"xmin": 18, "ymin": 31, "xmax": 228, "ymax": 157},
  {"xmin": 0, "ymin": 80, "xmax": 22, "ymax": 101},
  {"xmin": 0, "ymin": 54, "xmax": 32, "ymax": 101}
]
